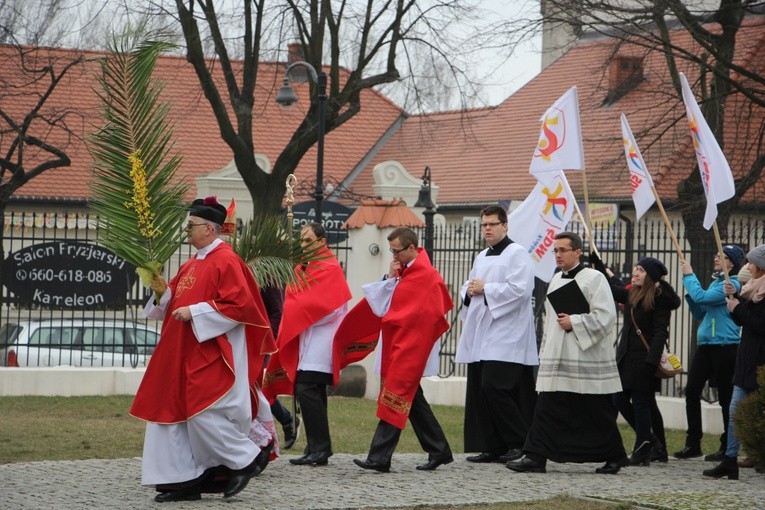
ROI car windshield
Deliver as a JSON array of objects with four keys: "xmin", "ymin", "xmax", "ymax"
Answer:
[{"xmin": 0, "ymin": 324, "xmax": 21, "ymax": 346}]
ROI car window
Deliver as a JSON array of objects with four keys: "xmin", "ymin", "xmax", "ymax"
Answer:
[
  {"xmin": 131, "ymin": 328, "xmax": 159, "ymax": 355},
  {"xmin": 83, "ymin": 327, "xmax": 126, "ymax": 353},
  {"xmin": 29, "ymin": 327, "xmax": 78, "ymax": 347},
  {"xmin": 0, "ymin": 324, "xmax": 20, "ymax": 346}
]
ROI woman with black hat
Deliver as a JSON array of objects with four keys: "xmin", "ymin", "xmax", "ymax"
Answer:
[
  {"xmin": 677, "ymin": 244, "xmax": 745, "ymax": 462},
  {"xmin": 703, "ymin": 244, "xmax": 765, "ymax": 479},
  {"xmin": 591, "ymin": 254, "xmax": 681, "ymax": 466}
]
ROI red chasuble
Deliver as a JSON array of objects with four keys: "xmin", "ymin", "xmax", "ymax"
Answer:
[
  {"xmin": 333, "ymin": 248, "xmax": 453, "ymax": 429},
  {"xmin": 262, "ymin": 246, "xmax": 351, "ymax": 400},
  {"xmin": 130, "ymin": 242, "xmax": 276, "ymax": 424}
]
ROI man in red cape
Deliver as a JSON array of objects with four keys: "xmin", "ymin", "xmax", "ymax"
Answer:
[
  {"xmin": 130, "ymin": 197, "xmax": 276, "ymax": 502},
  {"xmin": 263, "ymin": 222, "xmax": 352, "ymax": 466},
  {"xmin": 334, "ymin": 227, "xmax": 454, "ymax": 472}
]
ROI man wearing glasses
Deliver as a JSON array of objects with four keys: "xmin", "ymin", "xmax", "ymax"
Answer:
[
  {"xmin": 131, "ymin": 196, "xmax": 275, "ymax": 502},
  {"xmin": 456, "ymin": 205, "xmax": 539, "ymax": 465},
  {"xmin": 334, "ymin": 227, "xmax": 454, "ymax": 472},
  {"xmin": 676, "ymin": 244, "xmax": 744, "ymax": 461},
  {"xmin": 508, "ymin": 232, "xmax": 628, "ymax": 474},
  {"xmin": 263, "ymin": 222, "xmax": 352, "ymax": 467}
]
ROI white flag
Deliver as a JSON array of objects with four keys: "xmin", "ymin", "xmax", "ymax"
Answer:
[
  {"xmin": 679, "ymin": 73, "xmax": 736, "ymax": 229},
  {"xmin": 529, "ymin": 86, "xmax": 585, "ymax": 176},
  {"xmin": 620, "ymin": 114, "xmax": 656, "ymax": 220},
  {"xmin": 508, "ymin": 171, "xmax": 576, "ymax": 282}
]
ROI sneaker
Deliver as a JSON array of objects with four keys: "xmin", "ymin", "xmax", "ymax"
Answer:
[
  {"xmin": 673, "ymin": 446, "xmax": 703, "ymax": 459},
  {"xmin": 704, "ymin": 449, "xmax": 726, "ymax": 462},
  {"xmin": 282, "ymin": 416, "xmax": 300, "ymax": 450}
]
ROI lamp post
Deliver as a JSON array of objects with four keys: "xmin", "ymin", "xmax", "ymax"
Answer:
[
  {"xmin": 414, "ymin": 166, "xmax": 436, "ymax": 260},
  {"xmin": 275, "ymin": 61, "xmax": 327, "ymax": 225}
]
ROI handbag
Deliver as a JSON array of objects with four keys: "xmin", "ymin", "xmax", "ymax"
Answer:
[{"xmin": 630, "ymin": 308, "xmax": 683, "ymax": 378}]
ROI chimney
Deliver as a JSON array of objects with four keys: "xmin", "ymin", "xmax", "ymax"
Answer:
[
  {"xmin": 604, "ymin": 56, "xmax": 643, "ymax": 104},
  {"xmin": 287, "ymin": 42, "xmax": 304, "ymax": 64}
]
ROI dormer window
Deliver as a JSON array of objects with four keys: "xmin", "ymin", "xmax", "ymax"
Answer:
[{"xmin": 603, "ymin": 56, "xmax": 644, "ymax": 105}]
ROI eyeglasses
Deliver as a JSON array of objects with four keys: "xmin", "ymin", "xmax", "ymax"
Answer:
[
  {"xmin": 185, "ymin": 222, "xmax": 208, "ymax": 231},
  {"xmin": 389, "ymin": 244, "xmax": 411, "ymax": 255},
  {"xmin": 553, "ymin": 247, "xmax": 576, "ymax": 254},
  {"xmin": 480, "ymin": 221, "xmax": 503, "ymax": 229},
  {"xmin": 714, "ymin": 254, "xmax": 730, "ymax": 260}
]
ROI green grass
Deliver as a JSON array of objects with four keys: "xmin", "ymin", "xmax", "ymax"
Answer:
[{"xmin": 0, "ymin": 394, "xmax": 721, "ymax": 464}]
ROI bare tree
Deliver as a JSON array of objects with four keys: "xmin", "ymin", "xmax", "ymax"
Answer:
[
  {"xmin": 157, "ymin": 0, "xmax": 486, "ymax": 213},
  {"xmin": 505, "ymin": 0, "xmax": 765, "ymax": 265}
]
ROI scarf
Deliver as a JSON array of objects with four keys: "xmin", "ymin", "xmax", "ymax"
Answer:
[{"xmin": 739, "ymin": 274, "xmax": 765, "ymax": 304}]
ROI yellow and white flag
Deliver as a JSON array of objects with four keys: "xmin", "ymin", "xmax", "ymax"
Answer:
[
  {"xmin": 620, "ymin": 114, "xmax": 655, "ymax": 220},
  {"xmin": 507, "ymin": 171, "xmax": 576, "ymax": 282},
  {"xmin": 529, "ymin": 86, "xmax": 585, "ymax": 177},
  {"xmin": 679, "ymin": 73, "xmax": 736, "ymax": 230}
]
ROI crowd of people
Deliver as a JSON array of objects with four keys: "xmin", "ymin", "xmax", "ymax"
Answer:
[{"xmin": 130, "ymin": 197, "xmax": 764, "ymax": 502}]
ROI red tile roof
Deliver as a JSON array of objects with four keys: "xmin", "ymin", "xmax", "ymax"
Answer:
[
  {"xmin": 349, "ymin": 16, "xmax": 765, "ymax": 208},
  {"xmin": 1, "ymin": 45, "xmax": 403, "ymax": 203}
]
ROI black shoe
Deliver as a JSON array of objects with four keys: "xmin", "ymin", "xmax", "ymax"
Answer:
[
  {"xmin": 466, "ymin": 452, "xmax": 502, "ymax": 463},
  {"xmin": 288, "ymin": 450, "xmax": 332, "ymax": 466},
  {"xmin": 353, "ymin": 458, "xmax": 391, "ymax": 473},
  {"xmin": 416, "ymin": 456, "xmax": 454, "ymax": 471},
  {"xmin": 650, "ymin": 441, "xmax": 669, "ymax": 463},
  {"xmin": 673, "ymin": 446, "xmax": 703, "ymax": 459},
  {"xmin": 596, "ymin": 457, "xmax": 628, "ymax": 475},
  {"xmin": 703, "ymin": 456, "xmax": 739, "ymax": 480},
  {"xmin": 154, "ymin": 488, "xmax": 202, "ymax": 502},
  {"xmin": 506, "ymin": 457, "xmax": 546, "ymax": 473},
  {"xmin": 704, "ymin": 449, "xmax": 726, "ymax": 462},
  {"xmin": 282, "ymin": 416, "xmax": 300, "ymax": 450},
  {"xmin": 223, "ymin": 457, "xmax": 261, "ymax": 498},
  {"xmin": 256, "ymin": 441, "xmax": 274, "ymax": 473},
  {"xmin": 629, "ymin": 441, "xmax": 652, "ymax": 466},
  {"xmin": 498, "ymin": 448, "xmax": 523, "ymax": 463}
]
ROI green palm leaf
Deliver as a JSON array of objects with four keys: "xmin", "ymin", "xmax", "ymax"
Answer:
[
  {"xmin": 88, "ymin": 31, "xmax": 189, "ymax": 286},
  {"xmin": 232, "ymin": 213, "xmax": 329, "ymax": 289}
]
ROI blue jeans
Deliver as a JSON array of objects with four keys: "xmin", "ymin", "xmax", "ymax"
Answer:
[{"xmin": 725, "ymin": 386, "xmax": 753, "ymax": 457}]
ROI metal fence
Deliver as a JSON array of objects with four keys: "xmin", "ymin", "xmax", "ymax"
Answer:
[
  {"xmin": 424, "ymin": 214, "xmax": 765, "ymax": 398},
  {"xmin": 0, "ymin": 211, "xmax": 351, "ymax": 368}
]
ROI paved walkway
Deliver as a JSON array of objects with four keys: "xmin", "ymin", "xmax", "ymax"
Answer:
[{"xmin": 1, "ymin": 454, "xmax": 763, "ymax": 509}]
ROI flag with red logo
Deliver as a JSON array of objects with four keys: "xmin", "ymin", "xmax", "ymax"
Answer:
[
  {"xmin": 507, "ymin": 171, "xmax": 576, "ymax": 282},
  {"xmin": 529, "ymin": 86, "xmax": 585, "ymax": 177},
  {"xmin": 620, "ymin": 114, "xmax": 655, "ymax": 220},
  {"xmin": 679, "ymin": 73, "xmax": 736, "ymax": 230}
]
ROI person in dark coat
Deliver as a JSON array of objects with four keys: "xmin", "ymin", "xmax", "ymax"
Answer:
[
  {"xmin": 704, "ymin": 244, "xmax": 765, "ymax": 480},
  {"xmin": 593, "ymin": 254, "xmax": 681, "ymax": 466}
]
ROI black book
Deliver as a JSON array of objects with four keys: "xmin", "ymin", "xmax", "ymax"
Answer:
[{"xmin": 547, "ymin": 280, "xmax": 590, "ymax": 316}]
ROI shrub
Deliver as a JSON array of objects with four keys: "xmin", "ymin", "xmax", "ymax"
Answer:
[{"xmin": 734, "ymin": 366, "xmax": 765, "ymax": 466}]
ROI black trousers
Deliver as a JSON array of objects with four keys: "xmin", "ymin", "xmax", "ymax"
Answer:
[
  {"xmin": 614, "ymin": 390, "xmax": 666, "ymax": 449},
  {"xmin": 295, "ymin": 370, "xmax": 333, "ymax": 454},
  {"xmin": 464, "ymin": 361, "xmax": 536, "ymax": 453},
  {"xmin": 367, "ymin": 385, "xmax": 451, "ymax": 464},
  {"xmin": 684, "ymin": 344, "xmax": 737, "ymax": 450}
]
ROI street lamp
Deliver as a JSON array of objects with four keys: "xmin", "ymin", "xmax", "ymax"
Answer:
[
  {"xmin": 275, "ymin": 61, "xmax": 327, "ymax": 225},
  {"xmin": 414, "ymin": 166, "xmax": 436, "ymax": 260}
]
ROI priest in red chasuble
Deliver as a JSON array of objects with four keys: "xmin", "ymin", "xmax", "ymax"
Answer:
[
  {"xmin": 334, "ymin": 226, "xmax": 454, "ymax": 472},
  {"xmin": 130, "ymin": 197, "xmax": 276, "ymax": 503},
  {"xmin": 263, "ymin": 222, "xmax": 352, "ymax": 467}
]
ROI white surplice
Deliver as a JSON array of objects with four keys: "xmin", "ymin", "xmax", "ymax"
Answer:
[{"xmin": 455, "ymin": 242, "xmax": 539, "ymax": 366}]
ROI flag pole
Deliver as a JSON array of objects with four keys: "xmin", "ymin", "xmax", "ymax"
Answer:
[
  {"xmin": 572, "ymin": 198, "xmax": 600, "ymax": 257},
  {"xmin": 712, "ymin": 221, "xmax": 732, "ymax": 285},
  {"xmin": 580, "ymin": 170, "xmax": 599, "ymax": 256},
  {"xmin": 650, "ymin": 186, "xmax": 686, "ymax": 263}
]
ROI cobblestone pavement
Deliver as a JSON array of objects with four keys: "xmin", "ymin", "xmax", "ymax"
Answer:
[{"xmin": 1, "ymin": 454, "xmax": 763, "ymax": 510}]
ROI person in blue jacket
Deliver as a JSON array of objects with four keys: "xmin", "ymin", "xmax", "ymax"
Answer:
[{"xmin": 675, "ymin": 244, "xmax": 745, "ymax": 461}]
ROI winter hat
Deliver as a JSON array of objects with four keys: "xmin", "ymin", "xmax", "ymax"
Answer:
[
  {"xmin": 722, "ymin": 244, "xmax": 746, "ymax": 272},
  {"xmin": 746, "ymin": 244, "xmax": 765, "ymax": 271},
  {"xmin": 637, "ymin": 256, "xmax": 668, "ymax": 283},
  {"xmin": 189, "ymin": 196, "xmax": 227, "ymax": 226}
]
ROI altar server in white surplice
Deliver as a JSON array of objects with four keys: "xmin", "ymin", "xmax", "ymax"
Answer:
[{"xmin": 456, "ymin": 205, "xmax": 539, "ymax": 465}]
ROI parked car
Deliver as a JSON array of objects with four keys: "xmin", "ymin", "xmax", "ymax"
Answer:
[{"xmin": 0, "ymin": 320, "xmax": 160, "ymax": 369}]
